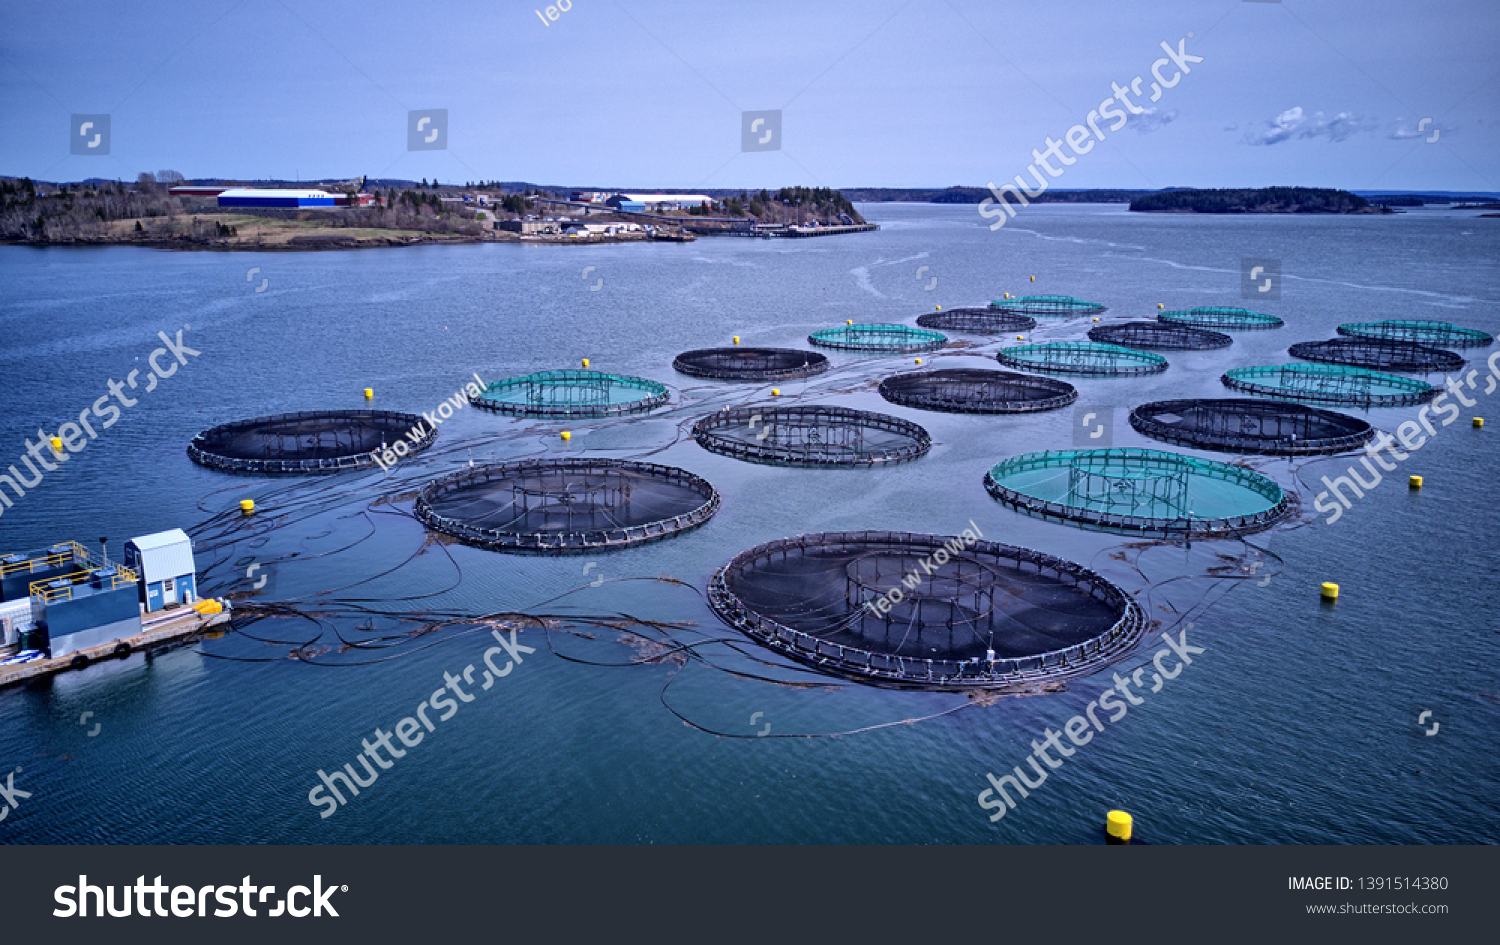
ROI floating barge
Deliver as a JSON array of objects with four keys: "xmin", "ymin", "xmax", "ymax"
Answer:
[{"xmin": 0, "ymin": 603, "xmax": 229, "ymax": 689}]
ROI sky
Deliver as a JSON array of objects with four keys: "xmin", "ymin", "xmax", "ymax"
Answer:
[{"xmin": 1, "ymin": 0, "xmax": 1497, "ymax": 192}]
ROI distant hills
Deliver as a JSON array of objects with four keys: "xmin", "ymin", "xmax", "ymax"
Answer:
[{"xmin": 1128, "ymin": 187, "xmax": 1385, "ymax": 214}]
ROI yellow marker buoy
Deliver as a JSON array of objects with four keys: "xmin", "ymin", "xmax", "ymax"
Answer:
[
  {"xmin": 1474, "ymin": 418, "xmax": 1484, "ymax": 428},
  {"xmin": 1321, "ymin": 582, "xmax": 1339, "ymax": 601},
  {"xmin": 1106, "ymin": 810, "xmax": 1132, "ymax": 843},
  {"xmin": 560, "ymin": 431, "xmax": 571, "ymax": 441},
  {"xmin": 1029, "ymin": 275, "xmax": 1035, "ymax": 282},
  {"xmin": 1409, "ymin": 475, "xmax": 1423, "ymax": 489},
  {"xmin": 1093, "ymin": 317, "xmax": 1100, "ymax": 322},
  {"xmin": 914, "ymin": 358, "xmax": 922, "ymax": 365},
  {"xmin": 1158, "ymin": 303, "xmax": 1164, "ymax": 309},
  {"xmin": 935, "ymin": 304, "xmax": 941, "ymax": 311},
  {"xmin": 771, "ymin": 388, "xmax": 781, "ymax": 396},
  {"xmin": 1016, "ymin": 335, "xmax": 1025, "ymax": 341},
  {"xmin": 49, "ymin": 436, "xmax": 64, "ymax": 452},
  {"xmin": 733, "ymin": 336, "xmax": 740, "ymax": 345},
  {"xmin": 239, "ymin": 499, "xmax": 255, "ymax": 515},
  {"xmin": 846, "ymin": 319, "xmax": 854, "ymax": 326},
  {"xmin": 581, "ymin": 358, "xmax": 589, "ymax": 368},
  {"xmin": 364, "ymin": 388, "xmax": 373, "ymax": 400}
]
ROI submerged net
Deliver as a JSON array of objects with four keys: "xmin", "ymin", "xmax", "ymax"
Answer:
[
  {"xmin": 707, "ymin": 530, "xmax": 1145, "ymax": 690},
  {"xmin": 878, "ymin": 368, "xmax": 1077, "ymax": 414},
  {"xmin": 1159, "ymin": 307, "xmax": 1284, "ymax": 330},
  {"xmin": 1088, "ymin": 321, "xmax": 1232, "ymax": 350},
  {"xmin": 1289, "ymin": 337, "xmax": 1465, "ymax": 373},
  {"xmin": 808, "ymin": 324, "xmax": 947, "ymax": 352},
  {"xmin": 996, "ymin": 341, "xmax": 1168, "ymax": 376},
  {"xmin": 673, "ymin": 347, "xmax": 829, "ymax": 381},
  {"xmin": 188, "ymin": 409, "xmax": 432, "ymax": 474},
  {"xmin": 692, "ymin": 405, "xmax": 930, "ymax": 467},
  {"xmin": 984, "ymin": 448, "xmax": 1290, "ymax": 537},
  {"xmin": 989, "ymin": 295, "xmax": 1106, "ymax": 317},
  {"xmin": 1129, "ymin": 398, "xmax": 1374, "ymax": 455},
  {"xmin": 1222, "ymin": 364, "xmax": 1437, "ymax": 407},
  {"xmin": 916, "ymin": 308, "xmax": 1037, "ymax": 334},
  {"xmin": 470, "ymin": 370, "xmax": 669, "ymax": 418},
  {"xmin": 1337, "ymin": 320, "xmax": 1494, "ymax": 349},
  {"xmin": 414, "ymin": 458, "xmax": 719, "ymax": 553}
]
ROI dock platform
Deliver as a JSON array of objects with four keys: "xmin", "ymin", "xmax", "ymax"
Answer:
[{"xmin": 0, "ymin": 605, "xmax": 231, "ymax": 689}]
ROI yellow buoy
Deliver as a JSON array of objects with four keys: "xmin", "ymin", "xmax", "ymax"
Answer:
[
  {"xmin": 581, "ymin": 358, "xmax": 589, "ymax": 368},
  {"xmin": 1474, "ymin": 418, "xmax": 1484, "ymax": 428},
  {"xmin": 935, "ymin": 305, "xmax": 941, "ymax": 311},
  {"xmin": 1016, "ymin": 335, "xmax": 1024, "ymax": 341},
  {"xmin": 560, "ymin": 431, "xmax": 571, "ymax": 441},
  {"xmin": 239, "ymin": 499, "xmax": 255, "ymax": 515},
  {"xmin": 846, "ymin": 319, "xmax": 854, "ymax": 326},
  {"xmin": 49, "ymin": 436, "xmax": 64, "ymax": 452},
  {"xmin": 733, "ymin": 336, "xmax": 740, "ymax": 345},
  {"xmin": 364, "ymin": 388, "xmax": 373, "ymax": 400},
  {"xmin": 1321, "ymin": 582, "xmax": 1339, "ymax": 601},
  {"xmin": 1409, "ymin": 475, "xmax": 1423, "ymax": 489},
  {"xmin": 771, "ymin": 388, "xmax": 781, "ymax": 396},
  {"xmin": 1158, "ymin": 303, "xmax": 1164, "ymax": 309},
  {"xmin": 1093, "ymin": 317, "xmax": 1100, "ymax": 322},
  {"xmin": 914, "ymin": 358, "xmax": 922, "ymax": 365},
  {"xmin": 1029, "ymin": 275, "xmax": 1035, "ymax": 282},
  {"xmin": 1106, "ymin": 810, "xmax": 1132, "ymax": 843}
]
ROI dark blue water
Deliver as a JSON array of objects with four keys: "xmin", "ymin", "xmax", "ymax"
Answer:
[{"xmin": 0, "ymin": 203, "xmax": 1496, "ymax": 844}]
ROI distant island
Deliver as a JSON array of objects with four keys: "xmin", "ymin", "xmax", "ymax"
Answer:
[{"xmin": 1128, "ymin": 187, "xmax": 1389, "ymax": 214}]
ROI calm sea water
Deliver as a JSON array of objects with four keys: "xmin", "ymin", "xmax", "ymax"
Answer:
[{"xmin": 0, "ymin": 202, "xmax": 1496, "ymax": 844}]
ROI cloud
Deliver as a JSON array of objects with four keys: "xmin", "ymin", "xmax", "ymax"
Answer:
[
  {"xmin": 1130, "ymin": 108, "xmax": 1178, "ymax": 134},
  {"xmin": 1388, "ymin": 118, "xmax": 1456, "ymax": 140},
  {"xmin": 1242, "ymin": 107, "xmax": 1378, "ymax": 145}
]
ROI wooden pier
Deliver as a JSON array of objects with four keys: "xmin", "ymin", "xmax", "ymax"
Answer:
[{"xmin": 0, "ymin": 604, "xmax": 231, "ymax": 689}]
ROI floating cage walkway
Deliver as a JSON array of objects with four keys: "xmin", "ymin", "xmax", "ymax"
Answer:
[
  {"xmin": 414, "ymin": 458, "xmax": 719, "ymax": 554},
  {"xmin": 1338, "ymin": 320, "xmax": 1493, "ymax": 349},
  {"xmin": 187, "ymin": 409, "xmax": 434, "ymax": 474},
  {"xmin": 997, "ymin": 341, "xmax": 1168, "ymax": 376},
  {"xmin": 1088, "ymin": 321, "xmax": 1232, "ymax": 350},
  {"xmin": 1222, "ymin": 364, "xmax": 1437, "ymax": 407},
  {"xmin": 1159, "ymin": 307, "xmax": 1284, "ymax": 330},
  {"xmin": 808, "ymin": 324, "xmax": 947, "ymax": 353},
  {"xmin": 916, "ymin": 308, "xmax": 1036, "ymax": 334},
  {"xmin": 470, "ymin": 370, "xmax": 669, "ymax": 418},
  {"xmin": 1130, "ymin": 398, "xmax": 1374, "ymax": 455},
  {"xmin": 990, "ymin": 295, "xmax": 1107, "ymax": 317},
  {"xmin": 673, "ymin": 346, "xmax": 829, "ymax": 381},
  {"xmin": 984, "ymin": 448, "xmax": 1291, "ymax": 538},
  {"xmin": 692, "ymin": 405, "xmax": 930, "ymax": 467},
  {"xmin": 878, "ymin": 368, "xmax": 1077, "ymax": 414},
  {"xmin": 1289, "ymin": 337, "xmax": 1465, "ymax": 373},
  {"xmin": 707, "ymin": 530, "xmax": 1146, "ymax": 691}
]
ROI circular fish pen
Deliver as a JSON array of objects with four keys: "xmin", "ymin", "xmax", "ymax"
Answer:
[
  {"xmin": 1222, "ymin": 364, "xmax": 1438, "ymax": 407},
  {"xmin": 984, "ymin": 448, "xmax": 1290, "ymax": 538},
  {"xmin": 691, "ymin": 405, "xmax": 930, "ymax": 467},
  {"xmin": 1337, "ymin": 319, "xmax": 1493, "ymax": 349},
  {"xmin": 915, "ymin": 308, "xmax": 1037, "ymax": 334},
  {"xmin": 707, "ymin": 530, "xmax": 1146, "ymax": 691},
  {"xmin": 878, "ymin": 368, "xmax": 1077, "ymax": 414},
  {"xmin": 1289, "ymin": 338, "xmax": 1465, "ymax": 373},
  {"xmin": 672, "ymin": 346, "xmax": 829, "ymax": 381},
  {"xmin": 470, "ymin": 370, "xmax": 669, "ymax": 418},
  {"xmin": 1158, "ymin": 307, "xmax": 1284, "ymax": 330},
  {"xmin": 996, "ymin": 341, "xmax": 1168, "ymax": 376},
  {"xmin": 1129, "ymin": 398, "xmax": 1374, "ymax": 455},
  {"xmin": 1088, "ymin": 321, "xmax": 1232, "ymax": 350},
  {"xmin": 989, "ymin": 295, "xmax": 1107, "ymax": 317},
  {"xmin": 807, "ymin": 324, "xmax": 947, "ymax": 353},
  {"xmin": 187, "ymin": 409, "xmax": 433, "ymax": 474},
  {"xmin": 414, "ymin": 458, "xmax": 719, "ymax": 554}
]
